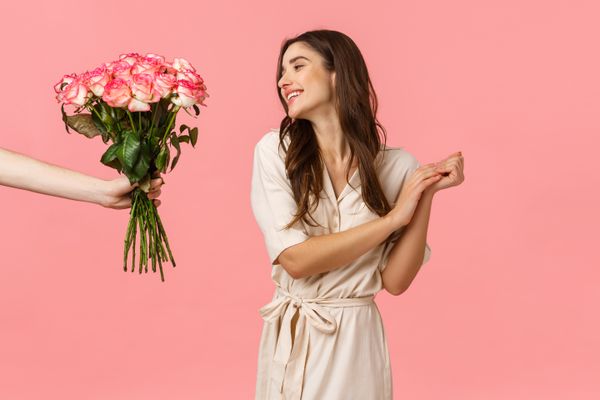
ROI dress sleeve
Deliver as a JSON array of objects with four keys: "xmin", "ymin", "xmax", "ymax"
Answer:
[
  {"xmin": 379, "ymin": 150, "xmax": 432, "ymax": 272},
  {"xmin": 250, "ymin": 136, "xmax": 311, "ymax": 265}
]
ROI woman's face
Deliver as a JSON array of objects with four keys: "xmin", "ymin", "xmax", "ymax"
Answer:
[{"xmin": 278, "ymin": 41, "xmax": 336, "ymax": 121}]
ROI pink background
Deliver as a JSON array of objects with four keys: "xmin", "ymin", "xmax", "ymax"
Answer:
[{"xmin": 1, "ymin": 0, "xmax": 598, "ymax": 399}]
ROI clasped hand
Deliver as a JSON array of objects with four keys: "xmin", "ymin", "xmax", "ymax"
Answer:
[{"xmin": 390, "ymin": 151, "xmax": 465, "ymax": 227}]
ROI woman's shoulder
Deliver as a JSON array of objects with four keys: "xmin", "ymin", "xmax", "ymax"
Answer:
[
  {"xmin": 378, "ymin": 143, "xmax": 421, "ymax": 171},
  {"xmin": 254, "ymin": 128, "xmax": 287, "ymax": 164}
]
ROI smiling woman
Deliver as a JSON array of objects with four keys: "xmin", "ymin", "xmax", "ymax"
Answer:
[{"xmin": 249, "ymin": 29, "xmax": 446, "ymax": 400}]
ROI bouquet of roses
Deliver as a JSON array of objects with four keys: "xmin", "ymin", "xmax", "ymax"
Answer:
[{"xmin": 54, "ymin": 52, "xmax": 208, "ymax": 281}]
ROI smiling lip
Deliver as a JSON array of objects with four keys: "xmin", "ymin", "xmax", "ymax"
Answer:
[{"xmin": 287, "ymin": 91, "xmax": 302, "ymax": 105}]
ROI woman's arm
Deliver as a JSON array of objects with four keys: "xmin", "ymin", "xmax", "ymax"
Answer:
[
  {"xmin": 380, "ymin": 151, "xmax": 464, "ymax": 295},
  {"xmin": 381, "ymin": 191, "xmax": 433, "ymax": 295},
  {"xmin": 0, "ymin": 147, "xmax": 163, "ymax": 209},
  {"xmin": 277, "ymin": 166, "xmax": 440, "ymax": 280},
  {"xmin": 277, "ymin": 213, "xmax": 400, "ymax": 279}
]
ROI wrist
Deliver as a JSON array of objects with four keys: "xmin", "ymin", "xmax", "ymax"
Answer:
[
  {"xmin": 422, "ymin": 188, "xmax": 436, "ymax": 201},
  {"xmin": 95, "ymin": 179, "xmax": 113, "ymax": 207},
  {"xmin": 384, "ymin": 210, "xmax": 408, "ymax": 233}
]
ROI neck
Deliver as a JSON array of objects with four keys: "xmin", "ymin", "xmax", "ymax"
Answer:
[{"xmin": 309, "ymin": 111, "xmax": 351, "ymax": 165}]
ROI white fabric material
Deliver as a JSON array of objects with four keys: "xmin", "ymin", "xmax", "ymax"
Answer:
[{"xmin": 251, "ymin": 129, "xmax": 431, "ymax": 399}]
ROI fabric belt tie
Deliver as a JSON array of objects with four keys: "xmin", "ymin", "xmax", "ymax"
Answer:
[{"xmin": 259, "ymin": 286, "xmax": 375, "ymax": 399}]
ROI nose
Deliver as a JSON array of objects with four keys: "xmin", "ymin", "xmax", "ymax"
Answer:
[{"xmin": 278, "ymin": 71, "xmax": 291, "ymax": 89}]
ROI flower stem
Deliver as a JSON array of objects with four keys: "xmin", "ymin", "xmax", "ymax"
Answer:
[
  {"xmin": 127, "ymin": 110, "xmax": 136, "ymax": 132},
  {"xmin": 122, "ymin": 187, "xmax": 173, "ymax": 281},
  {"xmin": 161, "ymin": 107, "xmax": 179, "ymax": 144}
]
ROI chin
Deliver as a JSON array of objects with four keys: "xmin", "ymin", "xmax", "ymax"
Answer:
[{"xmin": 287, "ymin": 111, "xmax": 301, "ymax": 120}]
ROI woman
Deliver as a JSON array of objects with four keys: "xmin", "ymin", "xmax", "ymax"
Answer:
[
  {"xmin": 251, "ymin": 30, "xmax": 464, "ymax": 399},
  {"xmin": 0, "ymin": 147, "xmax": 163, "ymax": 208}
]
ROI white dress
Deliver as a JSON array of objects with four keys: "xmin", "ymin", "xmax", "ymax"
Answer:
[{"xmin": 250, "ymin": 129, "xmax": 431, "ymax": 400}]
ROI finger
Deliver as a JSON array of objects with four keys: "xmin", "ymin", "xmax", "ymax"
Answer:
[
  {"xmin": 112, "ymin": 198, "xmax": 132, "ymax": 210},
  {"xmin": 117, "ymin": 174, "xmax": 137, "ymax": 188},
  {"xmin": 436, "ymin": 157, "xmax": 461, "ymax": 170},
  {"xmin": 434, "ymin": 162, "xmax": 456, "ymax": 177},
  {"xmin": 148, "ymin": 189, "xmax": 162, "ymax": 199},
  {"xmin": 413, "ymin": 164, "xmax": 440, "ymax": 182},
  {"xmin": 417, "ymin": 163, "xmax": 439, "ymax": 175},
  {"xmin": 420, "ymin": 174, "xmax": 442, "ymax": 190},
  {"xmin": 434, "ymin": 161, "xmax": 451, "ymax": 172},
  {"xmin": 442, "ymin": 161, "xmax": 460, "ymax": 174},
  {"xmin": 153, "ymin": 199, "xmax": 162, "ymax": 208},
  {"xmin": 150, "ymin": 177, "xmax": 164, "ymax": 190}
]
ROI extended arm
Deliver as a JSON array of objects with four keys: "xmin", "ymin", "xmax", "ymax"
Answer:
[{"xmin": 0, "ymin": 147, "xmax": 162, "ymax": 209}]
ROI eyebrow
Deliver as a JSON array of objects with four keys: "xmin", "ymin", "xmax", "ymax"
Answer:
[{"xmin": 281, "ymin": 56, "xmax": 310, "ymax": 72}]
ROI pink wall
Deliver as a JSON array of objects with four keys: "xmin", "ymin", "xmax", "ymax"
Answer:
[{"xmin": 1, "ymin": 0, "xmax": 598, "ymax": 398}]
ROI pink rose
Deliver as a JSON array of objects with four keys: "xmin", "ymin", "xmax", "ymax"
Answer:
[
  {"xmin": 144, "ymin": 53, "xmax": 165, "ymax": 64},
  {"xmin": 172, "ymin": 58, "xmax": 196, "ymax": 72},
  {"xmin": 55, "ymin": 75, "xmax": 90, "ymax": 106},
  {"xmin": 128, "ymin": 98, "xmax": 151, "ymax": 112},
  {"xmin": 131, "ymin": 57, "xmax": 163, "ymax": 76},
  {"xmin": 107, "ymin": 60, "xmax": 132, "ymax": 81},
  {"xmin": 129, "ymin": 73, "xmax": 161, "ymax": 112},
  {"xmin": 82, "ymin": 66, "xmax": 110, "ymax": 97},
  {"xmin": 154, "ymin": 73, "xmax": 177, "ymax": 98},
  {"xmin": 161, "ymin": 61, "xmax": 178, "ymax": 75},
  {"xmin": 53, "ymin": 73, "xmax": 77, "ymax": 94},
  {"xmin": 102, "ymin": 78, "xmax": 132, "ymax": 108},
  {"xmin": 176, "ymin": 69, "xmax": 204, "ymax": 86},
  {"xmin": 118, "ymin": 53, "xmax": 142, "ymax": 66},
  {"xmin": 171, "ymin": 79, "xmax": 207, "ymax": 108}
]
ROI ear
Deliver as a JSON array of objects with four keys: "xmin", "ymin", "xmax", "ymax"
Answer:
[{"xmin": 329, "ymin": 71, "xmax": 335, "ymax": 91}]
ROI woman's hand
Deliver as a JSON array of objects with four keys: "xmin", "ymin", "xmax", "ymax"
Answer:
[
  {"xmin": 388, "ymin": 163, "xmax": 442, "ymax": 228},
  {"xmin": 102, "ymin": 172, "xmax": 165, "ymax": 210},
  {"xmin": 425, "ymin": 151, "xmax": 465, "ymax": 196}
]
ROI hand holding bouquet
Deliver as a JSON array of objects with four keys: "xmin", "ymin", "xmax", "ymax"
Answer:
[{"xmin": 54, "ymin": 52, "xmax": 209, "ymax": 281}]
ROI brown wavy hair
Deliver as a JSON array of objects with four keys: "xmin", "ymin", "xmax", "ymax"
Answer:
[{"xmin": 276, "ymin": 29, "xmax": 393, "ymax": 234}]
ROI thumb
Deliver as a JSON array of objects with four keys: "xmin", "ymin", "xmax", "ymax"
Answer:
[{"xmin": 119, "ymin": 175, "xmax": 138, "ymax": 189}]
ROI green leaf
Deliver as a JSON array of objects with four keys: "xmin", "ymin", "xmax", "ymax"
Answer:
[
  {"xmin": 101, "ymin": 142, "xmax": 119, "ymax": 163},
  {"xmin": 91, "ymin": 116, "xmax": 108, "ymax": 133},
  {"xmin": 118, "ymin": 131, "xmax": 141, "ymax": 171},
  {"xmin": 193, "ymin": 104, "xmax": 200, "ymax": 116},
  {"xmin": 170, "ymin": 132, "xmax": 181, "ymax": 172},
  {"xmin": 190, "ymin": 127, "xmax": 198, "ymax": 147},
  {"xmin": 178, "ymin": 135, "xmax": 190, "ymax": 144},
  {"xmin": 66, "ymin": 113, "xmax": 104, "ymax": 139},
  {"xmin": 97, "ymin": 102, "xmax": 115, "ymax": 126},
  {"xmin": 155, "ymin": 146, "xmax": 170, "ymax": 172},
  {"xmin": 170, "ymin": 154, "xmax": 181, "ymax": 171},
  {"xmin": 100, "ymin": 142, "xmax": 122, "ymax": 172},
  {"xmin": 179, "ymin": 124, "xmax": 189, "ymax": 134},
  {"xmin": 132, "ymin": 142, "xmax": 152, "ymax": 182},
  {"xmin": 91, "ymin": 110, "xmax": 112, "ymax": 144}
]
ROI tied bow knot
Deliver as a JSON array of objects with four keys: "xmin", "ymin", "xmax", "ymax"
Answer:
[
  {"xmin": 258, "ymin": 287, "xmax": 376, "ymax": 399},
  {"xmin": 290, "ymin": 295, "xmax": 303, "ymax": 308}
]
